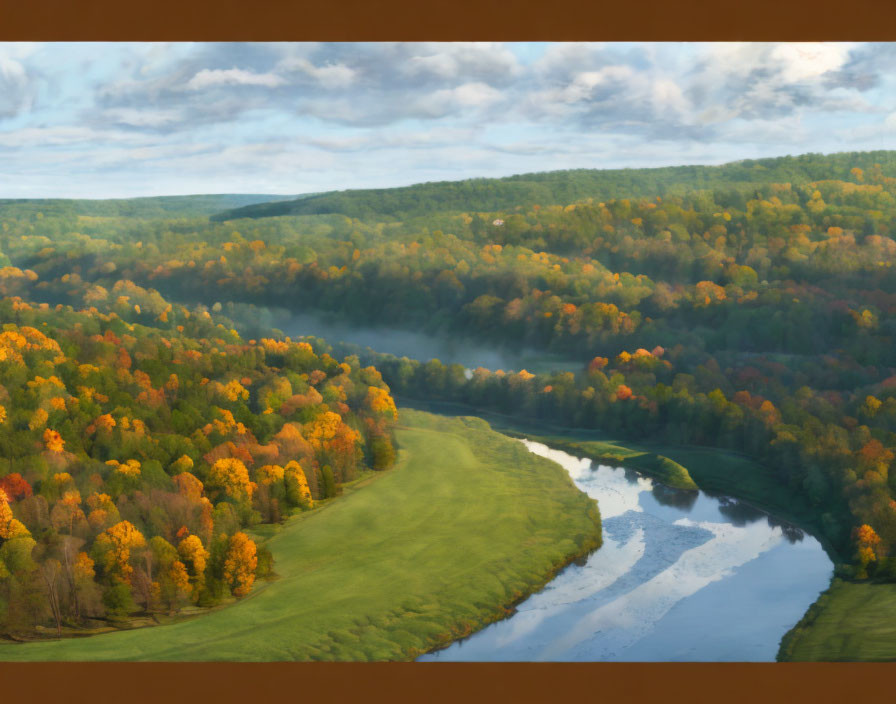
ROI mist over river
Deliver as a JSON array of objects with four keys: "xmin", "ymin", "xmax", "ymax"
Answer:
[
  {"xmin": 282, "ymin": 312, "xmax": 577, "ymax": 374},
  {"xmin": 419, "ymin": 441, "xmax": 833, "ymax": 662}
]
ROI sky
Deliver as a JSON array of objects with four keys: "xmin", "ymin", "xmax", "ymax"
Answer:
[{"xmin": 1, "ymin": 41, "xmax": 895, "ymax": 199}]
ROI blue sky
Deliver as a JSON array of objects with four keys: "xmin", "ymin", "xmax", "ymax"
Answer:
[{"xmin": 1, "ymin": 42, "xmax": 895, "ymax": 198}]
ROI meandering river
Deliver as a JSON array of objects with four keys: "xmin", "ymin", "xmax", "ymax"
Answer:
[
  {"xmin": 281, "ymin": 310, "xmax": 833, "ymax": 661},
  {"xmin": 419, "ymin": 441, "xmax": 833, "ymax": 662}
]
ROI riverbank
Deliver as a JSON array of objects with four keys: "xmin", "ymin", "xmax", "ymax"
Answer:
[
  {"xmin": 422, "ymin": 437, "xmax": 832, "ymax": 661},
  {"xmin": 0, "ymin": 408, "xmax": 601, "ymax": 661},
  {"xmin": 502, "ymin": 434, "xmax": 698, "ymax": 491},
  {"xmin": 398, "ymin": 396, "xmax": 844, "ymax": 565},
  {"xmin": 778, "ymin": 579, "xmax": 896, "ymax": 661},
  {"xmin": 400, "ymin": 396, "xmax": 856, "ymax": 662}
]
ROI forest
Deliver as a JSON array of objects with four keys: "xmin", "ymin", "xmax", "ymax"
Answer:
[
  {"xmin": 0, "ymin": 284, "xmax": 398, "ymax": 636},
  {"xmin": 1, "ymin": 149, "xmax": 896, "ymax": 647}
]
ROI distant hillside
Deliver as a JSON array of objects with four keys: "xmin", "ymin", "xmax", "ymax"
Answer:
[
  {"xmin": 211, "ymin": 150, "xmax": 896, "ymax": 222},
  {"xmin": 0, "ymin": 193, "xmax": 301, "ymax": 220}
]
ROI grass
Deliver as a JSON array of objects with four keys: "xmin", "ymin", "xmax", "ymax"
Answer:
[
  {"xmin": 0, "ymin": 408, "xmax": 600, "ymax": 661},
  {"xmin": 779, "ymin": 579, "xmax": 896, "ymax": 661},
  {"xmin": 399, "ymin": 397, "xmax": 842, "ymax": 562}
]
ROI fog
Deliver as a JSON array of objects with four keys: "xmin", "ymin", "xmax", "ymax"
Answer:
[{"xmin": 280, "ymin": 311, "xmax": 579, "ymax": 374}]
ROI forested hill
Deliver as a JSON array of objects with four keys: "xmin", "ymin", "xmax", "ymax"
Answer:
[
  {"xmin": 211, "ymin": 150, "xmax": 896, "ymax": 222},
  {"xmin": 0, "ymin": 194, "xmax": 301, "ymax": 220}
]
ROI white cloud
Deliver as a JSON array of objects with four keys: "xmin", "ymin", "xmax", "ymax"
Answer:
[
  {"xmin": 442, "ymin": 82, "xmax": 503, "ymax": 108},
  {"xmin": 0, "ymin": 43, "xmax": 42, "ymax": 61},
  {"xmin": 563, "ymin": 66, "xmax": 635, "ymax": 103},
  {"xmin": 102, "ymin": 107, "xmax": 184, "ymax": 128},
  {"xmin": 0, "ymin": 55, "xmax": 32, "ymax": 118},
  {"xmin": 185, "ymin": 68, "xmax": 286, "ymax": 91},
  {"xmin": 651, "ymin": 78, "xmax": 690, "ymax": 116},
  {"xmin": 769, "ymin": 43, "xmax": 856, "ymax": 83},
  {"xmin": 413, "ymin": 82, "xmax": 504, "ymax": 119},
  {"xmin": 278, "ymin": 57, "xmax": 357, "ymax": 88},
  {"xmin": 403, "ymin": 43, "xmax": 521, "ymax": 82},
  {"xmin": 0, "ymin": 125, "xmax": 130, "ymax": 148}
]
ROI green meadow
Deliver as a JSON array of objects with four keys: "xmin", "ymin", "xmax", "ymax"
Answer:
[
  {"xmin": 0, "ymin": 409, "xmax": 600, "ymax": 661},
  {"xmin": 402, "ymin": 398, "xmax": 840, "ymax": 561},
  {"xmin": 779, "ymin": 579, "xmax": 896, "ymax": 661}
]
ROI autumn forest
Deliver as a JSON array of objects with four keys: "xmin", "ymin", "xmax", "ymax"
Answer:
[{"xmin": 2, "ymin": 149, "xmax": 896, "ymax": 659}]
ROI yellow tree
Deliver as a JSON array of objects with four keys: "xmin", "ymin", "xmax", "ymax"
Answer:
[
  {"xmin": 854, "ymin": 524, "xmax": 882, "ymax": 579},
  {"xmin": 862, "ymin": 395, "xmax": 883, "ymax": 419},
  {"xmin": 284, "ymin": 461, "xmax": 313, "ymax": 509},
  {"xmin": 43, "ymin": 428, "xmax": 65, "ymax": 453},
  {"xmin": 0, "ymin": 488, "xmax": 30, "ymax": 541},
  {"xmin": 255, "ymin": 464, "xmax": 285, "ymax": 486},
  {"xmin": 0, "ymin": 488, "xmax": 13, "ymax": 538},
  {"xmin": 169, "ymin": 454, "xmax": 194, "ymax": 476},
  {"xmin": 28, "ymin": 407, "xmax": 49, "ymax": 431},
  {"xmin": 173, "ymin": 471, "xmax": 204, "ymax": 501},
  {"xmin": 223, "ymin": 532, "xmax": 258, "ymax": 597},
  {"xmin": 86, "ymin": 492, "xmax": 120, "ymax": 532},
  {"xmin": 207, "ymin": 458, "xmax": 255, "ymax": 503},
  {"xmin": 366, "ymin": 386, "xmax": 398, "ymax": 419},
  {"xmin": 107, "ymin": 459, "xmax": 142, "ymax": 478},
  {"xmin": 177, "ymin": 533, "xmax": 210, "ymax": 603},
  {"xmin": 149, "ymin": 536, "xmax": 192, "ymax": 612},
  {"xmin": 93, "ymin": 520, "xmax": 147, "ymax": 584}
]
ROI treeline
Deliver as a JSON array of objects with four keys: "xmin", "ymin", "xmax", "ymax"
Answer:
[
  {"xmin": 212, "ymin": 150, "xmax": 896, "ymax": 221},
  {"xmin": 0, "ymin": 286, "xmax": 397, "ymax": 639},
  {"xmin": 0, "ymin": 194, "xmax": 297, "ymax": 221},
  {"xmin": 7, "ymin": 172, "xmax": 896, "ymax": 366}
]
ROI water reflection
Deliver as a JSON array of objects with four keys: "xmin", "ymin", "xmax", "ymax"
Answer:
[
  {"xmin": 650, "ymin": 483, "xmax": 699, "ymax": 512},
  {"xmin": 766, "ymin": 515, "xmax": 806, "ymax": 544},
  {"xmin": 419, "ymin": 440, "xmax": 832, "ymax": 662},
  {"xmin": 715, "ymin": 496, "xmax": 767, "ymax": 527}
]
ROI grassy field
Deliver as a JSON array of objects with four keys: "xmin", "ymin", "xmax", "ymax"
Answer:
[
  {"xmin": 779, "ymin": 579, "xmax": 896, "ymax": 661},
  {"xmin": 0, "ymin": 408, "xmax": 600, "ymax": 661},
  {"xmin": 399, "ymin": 397, "xmax": 842, "ymax": 562}
]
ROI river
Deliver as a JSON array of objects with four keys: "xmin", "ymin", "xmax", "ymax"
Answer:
[
  {"xmin": 283, "ymin": 312, "xmax": 577, "ymax": 374},
  {"xmin": 419, "ymin": 440, "xmax": 832, "ymax": 662},
  {"xmin": 281, "ymin": 310, "xmax": 834, "ymax": 661}
]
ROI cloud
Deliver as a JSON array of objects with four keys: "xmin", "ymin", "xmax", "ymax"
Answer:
[
  {"xmin": 100, "ymin": 107, "xmax": 185, "ymax": 128},
  {"xmin": 81, "ymin": 42, "xmax": 524, "ymax": 131},
  {"xmin": 3, "ymin": 42, "xmax": 895, "ymax": 198},
  {"xmin": 185, "ymin": 68, "xmax": 286, "ymax": 90},
  {"xmin": 0, "ymin": 44, "xmax": 41, "ymax": 119},
  {"xmin": 0, "ymin": 57, "xmax": 31, "ymax": 118},
  {"xmin": 0, "ymin": 125, "xmax": 143, "ymax": 149},
  {"xmin": 824, "ymin": 42, "xmax": 896, "ymax": 91},
  {"xmin": 308, "ymin": 126, "xmax": 479, "ymax": 152},
  {"xmin": 277, "ymin": 57, "xmax": 357, "ymax": 88},
  {"xmin": 507, "ymin": 42, "xmax": 879, "ymax": 143},
  {"xmin": 685, "ymin": 43, "xmax": 862, "ymax": 124},
  {"xmin": 79, "ymin": 41, "xmax": 878, "ymax": 141}
]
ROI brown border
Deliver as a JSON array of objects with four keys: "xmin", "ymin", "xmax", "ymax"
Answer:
[
  {"xmin": 1, "ymin": 661, "xmax": 896, "ymax": 701},
  {"xmin": 0, "ymin": 0, "xmax": 894, "ymax": 40},
  {"xmin": 3, "ymin": 0, "xmax": 896, "ymax": 702}
]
